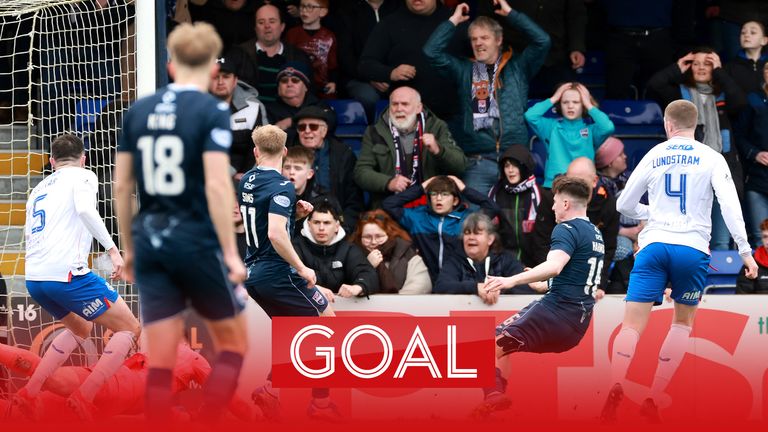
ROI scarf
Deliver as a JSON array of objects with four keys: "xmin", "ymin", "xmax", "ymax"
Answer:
[
  {"xmin": 471, "ymin": 58, "xmax": 500, "ymax": 131},
  {"xmin": 494, "ymin": 175, "xmax": 541, "ymax": 224},
  {"xmin": 756, "ymin": 246, "xmax": 768, "ymax": 268},
  {"xmin": 389, "ymin": 112, "xmax": 425, "ymax": 184},
  {"xmin": 376, "ymin": 238, "xmax": 416, "ymax": 294},
  {"xmin": 689, "ymin": 83, "xmax": 723, "ymax": 152}
]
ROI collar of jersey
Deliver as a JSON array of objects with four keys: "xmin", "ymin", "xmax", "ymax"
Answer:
[
  {"xmin": 168, "ymin": 83, "xmax": 202, "ymax": 92},
  {"xmin": 257, "ymin": 166, "xmax": 280, "ymax": 173}
]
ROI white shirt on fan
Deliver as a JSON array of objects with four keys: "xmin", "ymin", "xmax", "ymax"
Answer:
[
  {"xmin": 617, "ymin": 136, "xmax": 751, "ymax": 257},
  {"xmin": 25, "ymin": 166, "xmax": 115, "ymax": 282}
]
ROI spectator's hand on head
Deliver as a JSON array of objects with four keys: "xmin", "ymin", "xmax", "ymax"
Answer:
[
  {"xmin": 317, "ymin": 285, "xmax": 335, "ymax": 302},
  {"xmin": 275, "ymin": 117, "xmax": 292, "ymax": 130},
  {"xmin": 705, "ymin": 52, "xmax": 722, "ymax": 70},
  {"xmin": 756, "ymin": 151, "xmax": 768, "ymax": 166},
  {"xmin": 390, "ymin": 64, "xmax": 417, "ymax": 81},
  {"xmin": 446, "ymin": 175, "xmax": 466, "ymax": 192},
  {"xmin": 493, "ymin": 0, "xmax": 513, "ymax": 17},
  {"xmin": 388, "ymin": 174, "xmax": 412, "ymax": 193},
  {"xmin": 296, "ymin": 200, "xmax": 314, "ymax": 220},
  {"xmin": 423, "ymin": 133, "xmax": 440, "ymax": 155},
  {"xmin": 576, "ymin": 83, "xmax": 594, "ymax": 110},
  {"xmin": 367, "ymin": 249, "xmax": 384, "ymax": 268},
  {"xmin": 370, "ymin": 81, "xmax": 390, "ymax": 93},
  {"xmin": 339, "ymin": 284, "xmax": 364, "ymax": 297},
  {"xmin": 570, "ymin": 51, "xmax": 586, "ymax": 69},
  {"xmin": 449, "ymin": 3, "xmax": 471, "ymax": 26},
  {"xmin": 677, "ymin": 53, "xmax": 695, "ymax": 74},
  {"xmin": 550, "ymin": 83, "xmax": 571, "ymax": 104},
  {"xmin": 421, "ymin": 176, "xmax": 436, "ymax": 190}
]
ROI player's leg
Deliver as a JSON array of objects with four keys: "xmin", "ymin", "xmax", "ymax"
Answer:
[{"xmin": 144, "ymin": 316, "xmax": 185, "ymax": 421}]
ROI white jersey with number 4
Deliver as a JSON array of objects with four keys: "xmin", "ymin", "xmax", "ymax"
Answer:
[
  {"xmin": 25, "ymin": 167, "xmax": 115, "ymax": 282},
  {"xmin": 616, "ymin": 136, "xmax": 751, "ymax": 257}
]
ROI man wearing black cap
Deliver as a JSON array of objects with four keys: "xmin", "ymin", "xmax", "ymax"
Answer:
[
  {"xmin": 290, "ymin": 105, "xmax": 363, "ymax": 234},
  {"xmin": 210, "ymin": 56, "xmax": 269, "ymax": 181},
  {"xmin": 266, "ymin": 62, "xmax": 334, "ymax": 145}
]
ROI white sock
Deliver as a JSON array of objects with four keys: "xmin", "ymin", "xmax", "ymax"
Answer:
[
  {"xmin": 26, "ymin": 330, "xmax": 84, "ymax": 397},
  {"xmin": 611, "ymin": 327, "xmax": 640, "ymax": 387},
  {"xmin": 650, "ymin": 324, "xmax": 692, "ymax": 400},
  {"xmin": 76, "ymin": 331, "xmax": 135, "ymax": 402}
]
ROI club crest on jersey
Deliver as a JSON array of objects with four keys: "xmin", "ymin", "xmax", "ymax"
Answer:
[
  {"xmin": 273, "ymin": 195, "xmax": 291, "ymax": 208},
  {"xmin": 312, "ymin": 290, "xmax": 327, "ymax": 306},
  {"xmin": 580, "ymin": 128, "xmax": 589, "ymax": 138}
]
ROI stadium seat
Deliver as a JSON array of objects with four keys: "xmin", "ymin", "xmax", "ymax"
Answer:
[
  {"xmin": 600, "ymin": 100, "xmax": 665, "ymax": 136},
  {"xmin": 705, "ymin": 250, "xmax": 744, "ymax": 290},
  {"xmin": 375, "ymin": 99, "xmax": 389, "ymax": 122},
  {"xmin": 621, "ymin": 137, "xmax": 662, "ymax": 171},
  {"xmin": 327, "ymin": 99, "xmax": 367, "ymax": 140},
  {"xmin": 74, "ymin": 97, "xmax": 110, "ymax": 135},
  {"xmin": 528, "ymin": 135, "xmax": 546, "ymax": 183}
]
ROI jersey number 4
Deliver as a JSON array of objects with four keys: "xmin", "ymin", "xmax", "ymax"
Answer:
[
  {"xmin": 664, "ymin": 173, "xmax": 687, "ymax": 215},
  {"xmin": 137, "ymin": 135, "xmax": 185, "ymax": 196}
]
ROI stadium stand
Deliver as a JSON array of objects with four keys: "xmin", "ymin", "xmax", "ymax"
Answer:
[
  {"xmin": 326, "ymin": 99, "xmax": 367, "ymax": 153},
  {"xmin": 704, "ymin": 250, "xmax": 745, "ymax": 294}
]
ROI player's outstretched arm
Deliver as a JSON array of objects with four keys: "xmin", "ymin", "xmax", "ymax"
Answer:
[
  {"xmin": 75, "ymin": 171, "xmax": 122, "ymax": 278},
  {"xmin": 114, "ymin": 152, "xmax": 136, "ymax": 281},
  {"xmin": 711, "ymin": 155, "xmax": 754, "ymax": 261},
  {"xmin": 268, "ymin": 213, "xmax": 316, "ymax": 287},
  {"xmin": 204, "ymin": 152, "xmax": 246, "ymax": 285},
  {"xmin": 485, "ymin": 250, "xmax": 570, "ymax": 293}
]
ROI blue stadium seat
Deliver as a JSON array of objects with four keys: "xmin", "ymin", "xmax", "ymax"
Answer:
[
  {"xmin": 600, "ymin": 100, "xmax": 665, "ymax": 136},
  {"xmin": 621, "ymin": 137, "xmax": 662, "ymax": 171},
  {"xmin": 705, "ymin": 250, "xmax": 744, "ymax": 290},
  {"xmin": 374, "ymin": 99, "xmax": 389, "ymax": 122},
  {"xmin": 327, "ymin": 99, "xmax": 368, "ymax": 139},
  {"xmin": 74, "ymin": 97, "xmax": 110, "ymax": 135},
  {"xmin": 575, "ymin": 51, "xmax": 606, "ymax": 97},
  {"xmin": 528, "ymin": 135, "xmax": 546, "ymax": 184}
]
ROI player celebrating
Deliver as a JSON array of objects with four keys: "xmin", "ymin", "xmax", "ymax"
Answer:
[
  {"xmin": 238, "ymin": 125, "xmax": 339, "ymax": 420},
  {"xmin": 600, "ymin": 100, "xmax": 758, "ymax": 423},
  {"xmin": 114, "ymin": 22, "xmax": 247, "ymax": 422},
  {"xmin": 13, "ymin": 134, "xmax": 141, "ymax": 420},
  {"xmin": 480, "ymin": 176, "xmax": 605, "ymax": 417}
]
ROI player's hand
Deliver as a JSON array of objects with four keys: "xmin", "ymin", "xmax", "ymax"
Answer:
[
  {"xmin": 298, "ymin": 265, "xmax": 317, "ymax": 288},
  {"xmin": 664, "ymin": 288, "xmax": 673, "ymax": 303},
  {"xmin": 423, "ymin": 133, "xmax": 440, "ymax": 155},
  {"xmin": 594, "ymin": 288, "xmax": 605, "ymax": 301},
  {"xmin": 121, "ymin": 249, "xmax": 134, "ymax": 283},
  {"xmin": 570, "ymin": 51, "xmax": 586, "ymax": 69},
  {"xmin": 317, "ymin": 286, "xmax": 335, "ymax": 303},
  {"xmin": 107, "ymin": 247, "xmax": 124, "ymax": 280},
  {"xmin": 528, "ymin": 280, "xmax": 548, "ymax": 293},
  {"xmin": 485, "ymin": 275, "xmax": 514, "ymax": 293},
  {"xmin": 742, "ymin": 255, "xmax": 759, "ymax": 279},
  {"xmin": 390, "ymin": 64, "xmax": 416, "ymax": 81},
  {"xmin": 449, "ymin": 3, "xmax": 470, "ymax": 26},
  {"xmin": 224, "ymin": 253, "xmax": 247, "ymax": 285},
  {"xmin": 387, "ymin": 174, "xmax": 411, "ymax": 193},
  {"xmin": 478, "ymin": 282, "xmax": 499, "ymax": 305},
  {"xmin": 367, "ymin": 249, "xmax": 384, "ymax": 268},
  {"xmin": 339, "ymin": 284, "xmax": 363, "ymax": 298},
  {"xmin": 296, "ymin": 200, "xmax": 314, "ymax": 220}
]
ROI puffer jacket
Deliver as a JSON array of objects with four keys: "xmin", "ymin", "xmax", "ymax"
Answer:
[{"xmin": 423, "ymin": 10, "xmax": 551, "ymax": 155}]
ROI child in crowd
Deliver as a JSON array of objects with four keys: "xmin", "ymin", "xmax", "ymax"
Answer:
[
  {"xmin": 382, "ymin": 175, "xmax": 499, "ymax": 283},
  {"xmin": 524, "ymin": 82, "xmax": 615, "ymax": 188},
  {"xmin": 285, "ymin": 0, "xmax": 338, "ymax": 98},
  {"xmin": 726, "ymin": 20, "xmax": 768, "ymax": 95}
]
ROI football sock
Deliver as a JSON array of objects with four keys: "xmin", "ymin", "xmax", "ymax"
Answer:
[
  {"xmin": 26, "ymin": 329, "xmax": 84, "ymax": 397},
  {"xmin": 199, "ymin": 351, "xmax": 244, "ymax": 421},
  {"xmin": 650, "ymin": 324, "xmax": 692, "ymax": 400},
  {"xmin": 611, "ymin": 327, "xmax": 640, "ymax": 387},
  {"xmin": 77, "ymin": 330, "xmax": 135, "ymax": 401},
  {"xmin": 145, "ymin": 368, "xmax": 174, "ymax": 421},
  {"xmin": 482, "ymin": 367, "xmax": 507, "ymax": 399}
]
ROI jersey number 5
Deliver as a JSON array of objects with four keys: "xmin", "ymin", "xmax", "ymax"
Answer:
[
  {"xmin": 137, "ymin": 135, "xmax": 185, "ymax": 196},
  {"xmin": 664, "ymin": 173, "xmax": 687, "ymax": 215},
  {"xmin": 31, "ymin": 194, "xmax": 47, "ymax": 234}
]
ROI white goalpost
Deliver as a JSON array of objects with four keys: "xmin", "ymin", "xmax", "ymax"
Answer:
[{"xmin": 0, "ymin": 0, "xmax": 150, "ymax": 396}]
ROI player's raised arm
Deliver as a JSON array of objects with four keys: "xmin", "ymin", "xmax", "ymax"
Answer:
[
  {"xmin": 267, "ymin": 213, "xmax": 316, "ymax": 287},
  {"xmin": 114, "ymin": 152, "xmax": 136, "ymax": 282}
]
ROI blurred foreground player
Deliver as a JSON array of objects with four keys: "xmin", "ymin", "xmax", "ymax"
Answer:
[
  {"xmin": 480, "ymin": 177, "xmax": 605, "ymax": 417},
  {"xmin": 238, "ymin": 125, "xmax": 339, "ymax": 420},
  {"xmin": 600, "ymin": 100, "xmax": 758, "ymax": 423},
  {"xmin": 115, "ymin": 22, "xmax": 248, "ymax": 422},
  {"xmin": 11, "ymin": 134, "xmax": 141, "ymax": 420}
]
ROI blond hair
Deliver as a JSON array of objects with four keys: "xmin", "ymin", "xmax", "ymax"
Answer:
[
  {"xmin": 664, "ymin": 100, "xmax": 698, "ymax": 130},
  {"xmin": 252, "ymin": 125, "xmax": 287, "ymax": 156},
  {"xmin": 167, "ymin": 22, "xmax": 222, "ymax": 68}
]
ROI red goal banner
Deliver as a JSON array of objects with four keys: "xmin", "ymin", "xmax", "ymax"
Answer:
[{"xmin": 271, "ymin": 317, "xmax": 496, "ymax": 388}]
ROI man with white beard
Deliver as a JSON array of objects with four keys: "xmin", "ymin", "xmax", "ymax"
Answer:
[{"xmin": 354, "ymin": 86, "xmax": 467, "ymax": 208}]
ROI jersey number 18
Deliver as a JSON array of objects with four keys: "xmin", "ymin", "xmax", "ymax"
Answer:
[{"xmin": 137, "ymin": 135, "xmax": 185, "ymax": 196}]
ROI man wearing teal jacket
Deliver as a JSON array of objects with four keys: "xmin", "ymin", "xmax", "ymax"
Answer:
[{"xmin": 423, "ymin": 0, "xmax": 550, "ymax": 196}]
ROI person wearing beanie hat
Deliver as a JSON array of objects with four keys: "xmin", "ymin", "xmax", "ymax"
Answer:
[
  {"xmin": 595, "ymin": 137, "xmax": 626, "ymax": 170},
  {"xmin": 266, "ymin": 60, "xmax": 334, "ymax": 146}
]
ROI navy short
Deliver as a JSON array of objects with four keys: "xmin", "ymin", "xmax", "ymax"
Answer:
[
  {"xmin": 627, "ymin": 243, "xmax": 710, "ymax": 306},
  {"xmin": 245, "ymin": 260, "xmax": 328, "ymax": 317},
  {"xmin": 495, "ymin": 300, "xmax": 589, "ymax": 356},
  {"xmin": 134, "ymin": 242, "xmax": 246, "ymax": 324},
  {"xmin": 26, "ymin": 272, "xmax": 119, "ymax": 320}
]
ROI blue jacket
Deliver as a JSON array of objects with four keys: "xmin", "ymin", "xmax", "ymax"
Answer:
[
  {"xmin": 382, "ymin": 183, "xmax": 500, "ymax": 282},
  {"xmin": 423, "ymin": 11, "xmax": 550, "ymax": 155}
]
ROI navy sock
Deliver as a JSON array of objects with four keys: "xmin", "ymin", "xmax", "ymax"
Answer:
[
  {"xmin": 199, "ymin": 351, "xmax": 244, "ymax": 421},
  {"xmin": 145, "ymin": 368, "xmax": 174, "ymax": 422},
  {"xmin": 482, "ymin": 367, "xmax": 507, "ymax": 398}
]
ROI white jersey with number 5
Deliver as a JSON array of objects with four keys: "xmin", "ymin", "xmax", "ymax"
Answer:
[
  {"xmin": 616, "ymin": 136, "xmax": 751, "ymax": 257},
  {"xmin": 25, "ymin": 167, "xmax": 115, "ymax": 282}
]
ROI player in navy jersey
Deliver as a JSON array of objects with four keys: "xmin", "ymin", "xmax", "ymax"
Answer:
[
  {"xmin": 238, "ymin": 125, "xmax": 339, "ymax": 420},
  {"xmin": 114, "ymin": 22, "xmax": 247, "ymax": 423},
  {"xmin": 477, "ymin": 176, "xmax": 605, "ymax": 417}
]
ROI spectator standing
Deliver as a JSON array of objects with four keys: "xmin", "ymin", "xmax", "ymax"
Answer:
[
  {"xmin": 525, "ymin": 82, "xmax": 615, "ymax": 188},
  {"xmin": 423, "ymin": 0, "xmax": 551, "ymax": 196},
  {"xmin": 349, "ymin": 209, "xmax": 432, "ymax": 294},
  {"xmin": 725, "ymin": 20, "xmax": 768, "ymax": 95},
  {"xmin": 285, "ymin": 0, "xmax": 339, "ymax": 98},
  {"xmin": 190, "ymin": 0, "xmax": 257, "ymax": 52},
  {"xmin": 354, "ymin": 87, "xmax": 467, "ymax": 208}
]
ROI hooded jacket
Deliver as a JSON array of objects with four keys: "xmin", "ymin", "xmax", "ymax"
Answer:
[
  {"xmin": 382, "ymin": 183, "xmax": 500, "ymax": 282},
  {"xmin": 433, "ymin": 249, "xmax": 534, "ymax": 294},
  {"xmin": 488, "ymin": 145, "xmax": 545, "ymax": 265},
  {"xmin": 293, "ymin": 222, "xmax": 379, "ymax": 296},
  {"xmin": 423, "ymin": 10, "xmax": 551, "ymax": 155},
  {"xmin": 725, "ymin": 50, "xmax": 768, "ymax": 95}
]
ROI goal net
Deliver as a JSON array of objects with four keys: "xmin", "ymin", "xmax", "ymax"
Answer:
[{"xmin": 0, "ymin": 0, "xmax": 137, "ymax": 396}]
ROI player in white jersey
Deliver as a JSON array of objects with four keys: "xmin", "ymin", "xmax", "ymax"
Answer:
[
  {"xmin": 599, "ymin": 100, "xmax": 758, "ymax": 423},
  {"xmin": 9, "ymin": 134, "xmax": 141, "ymax": 421}
]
